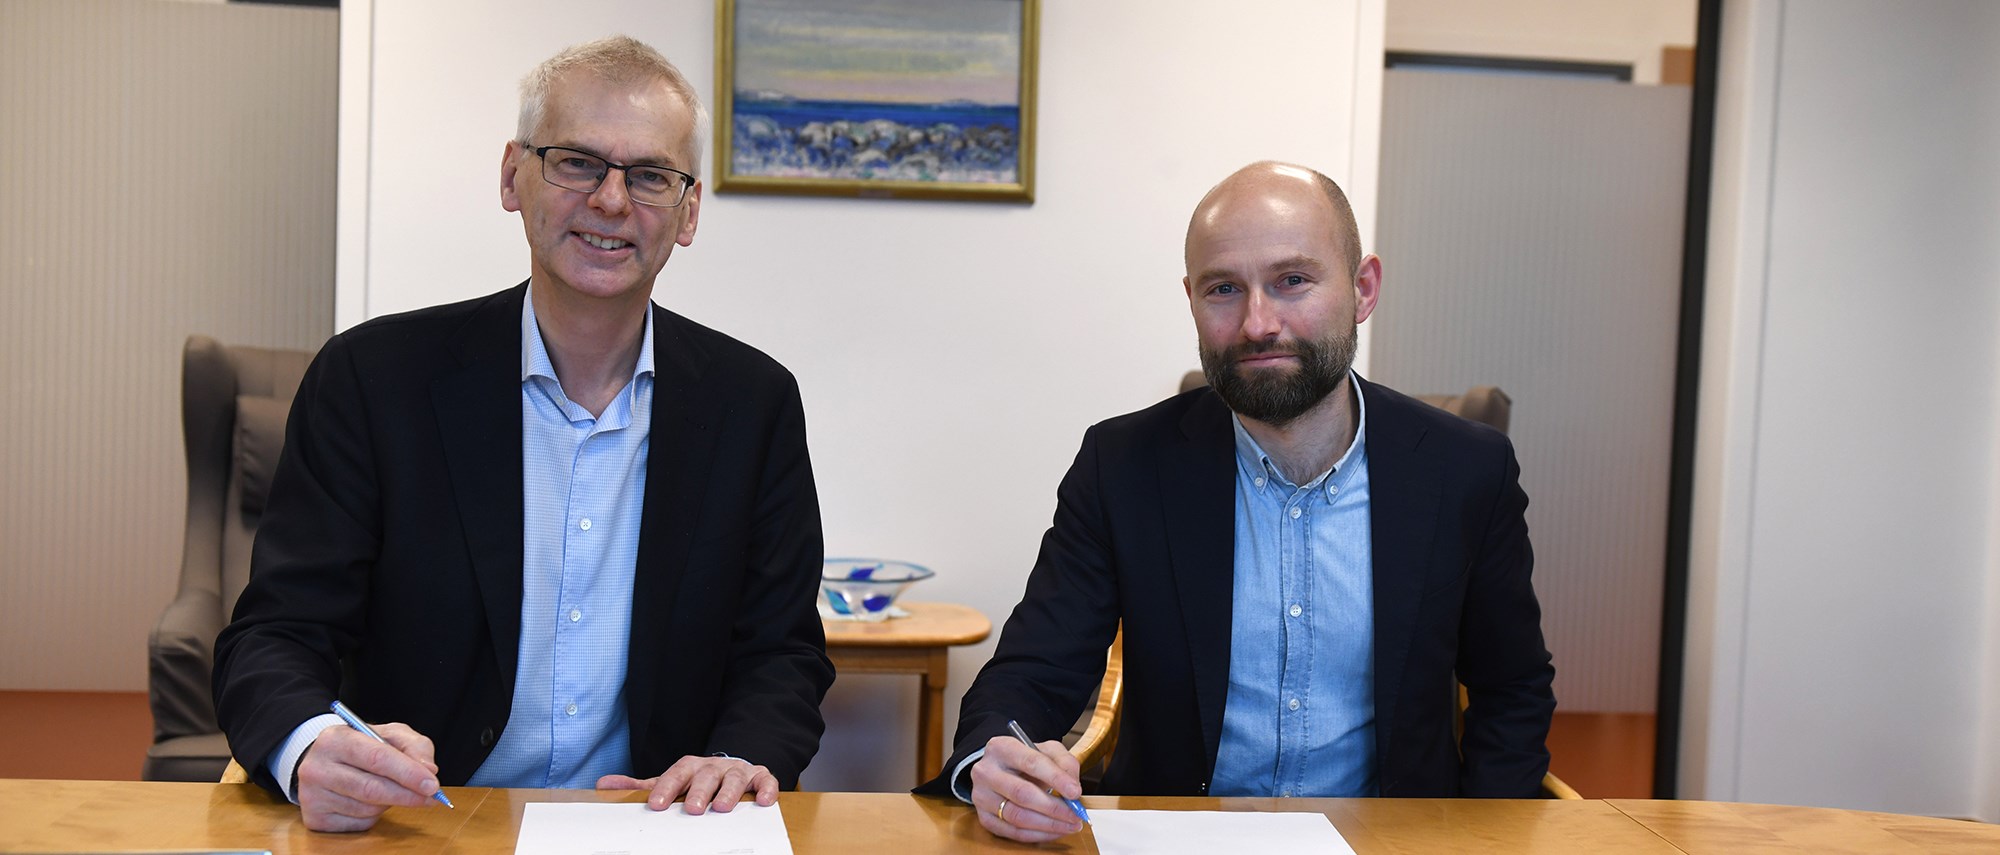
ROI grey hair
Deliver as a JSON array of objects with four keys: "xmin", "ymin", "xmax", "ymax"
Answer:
[{"xmin": 515, "ymin": 35, "xmax": 710, "ymax": 179}]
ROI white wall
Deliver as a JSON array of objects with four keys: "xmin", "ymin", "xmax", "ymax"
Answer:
[
  {"xmin": 1387, "ymin": 0, "xmax": 1695, "ymax": 84},
  {"xmin": 341, "ymin": 0, "xmax": 1383, "ymax": 791},
  {"xmin": 1684, "ymin": 0, "xmax": 2000, "ymax": 818}
]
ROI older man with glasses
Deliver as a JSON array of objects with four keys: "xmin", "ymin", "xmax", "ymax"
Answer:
[{"xmin": 213, "ymin": 35, "xmax": 833, "ymax": 832}]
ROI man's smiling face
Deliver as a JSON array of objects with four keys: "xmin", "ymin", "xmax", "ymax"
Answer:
[
  {"xmin": 1182, "ymin": 165, "xmax": 1375, "ymax": 427},
  {"xmin": 501, "ymin": 70, "xmax": 702, "ymax": 306}
]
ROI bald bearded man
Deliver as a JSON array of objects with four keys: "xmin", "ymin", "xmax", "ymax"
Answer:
[{"xmin": 918, "ymin": 162, "xmax": 1555, "ymax": 844}]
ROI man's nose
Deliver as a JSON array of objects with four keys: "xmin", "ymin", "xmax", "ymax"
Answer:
[
  {"xmin": 588, "ymin": 167, "xmax": 633, "ymax": 214},
  {"xmin": 1242, "ymin": 290, "xmax": 1283, "ymax": 339}
]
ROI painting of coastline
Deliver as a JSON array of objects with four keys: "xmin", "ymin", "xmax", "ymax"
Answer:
[{"xmin": 716, "ymin": 0, "xmax": 1039, "ymax": 201}]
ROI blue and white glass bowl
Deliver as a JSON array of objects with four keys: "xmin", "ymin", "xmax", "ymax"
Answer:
[{"xmin": 819, "ymin": 558, "xmax": 934, "ymax": 621}]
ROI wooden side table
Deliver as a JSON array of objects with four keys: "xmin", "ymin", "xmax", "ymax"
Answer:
[{"xmin": 822, "ymin": 601, "xmax": 992, "ymax": 785}]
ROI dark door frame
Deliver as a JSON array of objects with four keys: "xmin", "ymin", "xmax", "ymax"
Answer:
[{"xmin": 1654, "ymin": 0, "xmax": 1724, "ymax": 799}]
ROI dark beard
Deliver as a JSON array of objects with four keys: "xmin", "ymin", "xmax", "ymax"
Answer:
[{"xmin": 1199, "ymin": 326, "xmax": 1355, "ymax": 428}]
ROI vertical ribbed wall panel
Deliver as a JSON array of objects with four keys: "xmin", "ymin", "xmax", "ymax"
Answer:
[
  {"xmin": 0, "ymin": 0, "xmax": 335, "ymax": 690},
  {"xmin": 1372, "ymin": 70, "xmax": 1689, "ymax": 713}
]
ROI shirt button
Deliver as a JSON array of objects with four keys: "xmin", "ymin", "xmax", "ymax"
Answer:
[
  {"xmin": 579, "ymin": 518, "xmax": 592, "ymax": 531},
  {"xmin": 1288, "ymin": 698, "xmax": 1301, "ymax": 711},
  {"xmin": 565, "ymin": 703, "xmax": 578, "ymax": 716},
  {"xmin": 1282, "ymin": 790, "xmax": 1293, "ymax": 798},
  {"xmin": 1289, "ymin": 604, "xmax": 1302, "ymax": 618},
  {"xmin": 1254, "ymin": 477, "xmax": 1265, "ymax": 488},
  {"xmin": 569, "ymin": 609, "xmax": 582, "ymax": 622},
  {"xmin": 1289, "ymin": 507, "xmax": 1302, "ymax": 519}
]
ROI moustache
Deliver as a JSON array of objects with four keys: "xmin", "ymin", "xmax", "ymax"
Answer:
[{"xmin": 1220, "ymin": 340, "xmax": 1309, "ymax": 360}]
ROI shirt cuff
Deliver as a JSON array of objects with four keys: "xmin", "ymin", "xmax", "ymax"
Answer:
[
  {"xmin": 269, "ymin": 713, "xmax": 344, "ymax": 804},
  {"xmin": 949, "ymin": 748, "xmax": 986, "ymax": 803}
]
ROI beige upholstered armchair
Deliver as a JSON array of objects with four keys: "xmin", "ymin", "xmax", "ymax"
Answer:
[{"xmin": 143, "ymin": 335, "xmax": 312, "ymax": 781}]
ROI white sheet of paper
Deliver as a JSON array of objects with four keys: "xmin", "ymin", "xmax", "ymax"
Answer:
[
  {"xmin": 1087, "ymin": 809, "xmax": 1357, "ymax": 855},
  {"xmin": 513, "ymin": 801, "xmax": 794, "ymax": 855}
]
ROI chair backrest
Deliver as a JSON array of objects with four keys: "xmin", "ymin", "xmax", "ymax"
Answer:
[
  {"xmin": 153, "ymin": 335, "xmax": 311, "ymax": 751},
  {"xmin": 1413, "ymin": 386, "xmax": 1511, "ymax": 434},
  {"xmin": 178, "ymin": 335, "xmax": 312, "ymax": 623}
]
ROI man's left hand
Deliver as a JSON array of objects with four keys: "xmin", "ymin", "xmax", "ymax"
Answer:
[{"xmin": 597, "ymin": 755, "xmax": 778, "ymax": 814}]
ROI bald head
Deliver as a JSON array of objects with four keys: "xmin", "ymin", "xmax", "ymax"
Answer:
[{"xmin": 1185, "ymin": 161, "xmax": 1363, "ymax": 278}]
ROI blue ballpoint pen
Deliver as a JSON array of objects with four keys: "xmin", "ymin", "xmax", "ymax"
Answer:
[
  {"xmin": 329, "ymin": 700, "xmax": 455, "ymax": 809},
  {"xmin": 1005, "ymin": 719, "xmax": 1090, "ymax": 824}
]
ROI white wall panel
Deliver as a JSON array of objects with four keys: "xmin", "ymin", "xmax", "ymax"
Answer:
[
  {"xmin": 1687, "ymin": 0, "xmax": 2000, "ymax": 818},
  {"xmin": 0, "ymin": 0, "xmax": 335, "ymax": 690},
  {"xmin": 1373, "ymin": 70, "xmax": 1689, "ymax": 713},
  {"xmin": 1731, "ymin": 0, "xmax": 2000, "ymax": 816}
]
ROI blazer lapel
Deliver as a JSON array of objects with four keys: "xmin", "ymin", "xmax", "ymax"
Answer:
[
  {"xmin": 624, "ymin": 305, "xmax": 717, "ymax": 733},
  {"xmin": 1158, "ymin": 391, "xmax": 1239, "ymax": 779},
  {"xmin": 1360, "ymin": 377, "xmax": 1443, "ymax": 770},
  {"xmin": 433, "ymin": 283, "xmax": 530, "ymax": 688}
]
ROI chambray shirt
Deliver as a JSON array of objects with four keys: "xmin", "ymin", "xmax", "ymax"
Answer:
[
  {"xmin": 1210, "ymin": 381, "xmax": 1376, "ymax": 797},
  {"xmin": 466, "ymin": 287, "xmax": 653, "ymax": 787},
  {"xmin": 269, "ymin": 289, "xmax": 655, "ymax": 801}
]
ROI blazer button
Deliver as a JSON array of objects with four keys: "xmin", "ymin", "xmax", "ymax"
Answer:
[{"xmin": 479, "ymin": 727, "xmax": 497, "ymax": 747}]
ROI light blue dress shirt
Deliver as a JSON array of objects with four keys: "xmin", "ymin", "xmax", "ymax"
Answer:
[
  {"xmin": 1210, "ymin": 380, "xmax": 1376, "ymax": 797},
  {"xmin": 465, "ymin": 288, "xmax": 653, "ymax": 787}
]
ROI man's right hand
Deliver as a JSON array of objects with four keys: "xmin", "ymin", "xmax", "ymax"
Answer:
[
  {"xmin": 295, "ymin": 723, "xmax": 442, "ymax": 832},
  {"xmin": 967, "ymin": 735, "xmax": 1086, "ymax": 843}
]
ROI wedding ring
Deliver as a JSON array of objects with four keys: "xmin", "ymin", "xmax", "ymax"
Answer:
[{"xmin": 997, "ymin": 798, "xmax": 1009, "ymax": 823}]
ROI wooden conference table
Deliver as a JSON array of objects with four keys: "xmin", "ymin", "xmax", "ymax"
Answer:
[
  {"xmin": 821, "ymin": 601, "xmax": 992, "ymax": 784},
  {"xmin": 5, "ymin": 780, "xmax": 1997, "ymax": 854}
]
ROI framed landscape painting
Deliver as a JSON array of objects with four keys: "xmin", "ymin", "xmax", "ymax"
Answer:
[{"xmin": 715, "ymin": 0, "xmax": 1039, "ymax": 202}]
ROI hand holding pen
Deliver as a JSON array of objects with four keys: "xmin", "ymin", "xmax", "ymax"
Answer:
[
  {"xmin": 293, "ymin": 700, "xmax": 446, "ymax": 833},
  {"xmin": 967, "ymin": 719, "xmax": 1092, "ymax": 844},
  {"xmin": 330, "ymin": 700, "xmax": 454, "ymax": 808}
]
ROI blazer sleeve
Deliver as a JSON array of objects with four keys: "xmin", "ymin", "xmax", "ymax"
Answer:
[
  {"xmin": 1454, "ymin": 441, "xmax": 1557, "ymax": 797},
  {"xmin": 915, "ymin": 425, "xmax": 1123, "ymax": 796},
  {"xmin": 700, "ymin": 370, "xmax": 835, "ymax": 786},
  {"xmin": 212, "ymin": 334, "xmax": 381, "ymax": 797}
]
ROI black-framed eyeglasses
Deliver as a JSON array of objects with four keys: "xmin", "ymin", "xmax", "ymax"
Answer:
[{"xmin": 525, "ymin": 144, "xmax": 695, "ymax": 208}]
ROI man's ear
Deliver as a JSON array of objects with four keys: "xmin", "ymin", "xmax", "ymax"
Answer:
[
  {"xmin": 1352, "ymin": 254, "xmax": 1382, "ymax": 325},
  {"xmin": 500, "ymin": 141, "xmax": 525, "ymax": 213},
  {"xmin": 675, "ymin": 181, "xmax": 703, "ymax": 247}
]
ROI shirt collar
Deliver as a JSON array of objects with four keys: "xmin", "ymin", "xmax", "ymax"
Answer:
[
  {"xmin": 1231, "ymin": 370, "xmax": 1369, "ymax": 494},
  {"xmin": 520, "ymin": 283, "xmax": 656, "ymax": 386}
]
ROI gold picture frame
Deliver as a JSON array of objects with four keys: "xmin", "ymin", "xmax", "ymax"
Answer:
[{"xmin": 714, "ymin": 0, "xmax": 1039, "ymax": 202}]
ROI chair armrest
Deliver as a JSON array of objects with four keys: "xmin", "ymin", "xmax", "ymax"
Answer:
[
  {"xmin": 1069, "ymin": 628, "xmax": 1125, "ymax": 775},
  {"xmin": 1541, "ymin": 771, "xmax": 1582, "ymax": 799},
  {"xmin": 148, "ymin": 587, "xmax": 222, "ymax": 742}
]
